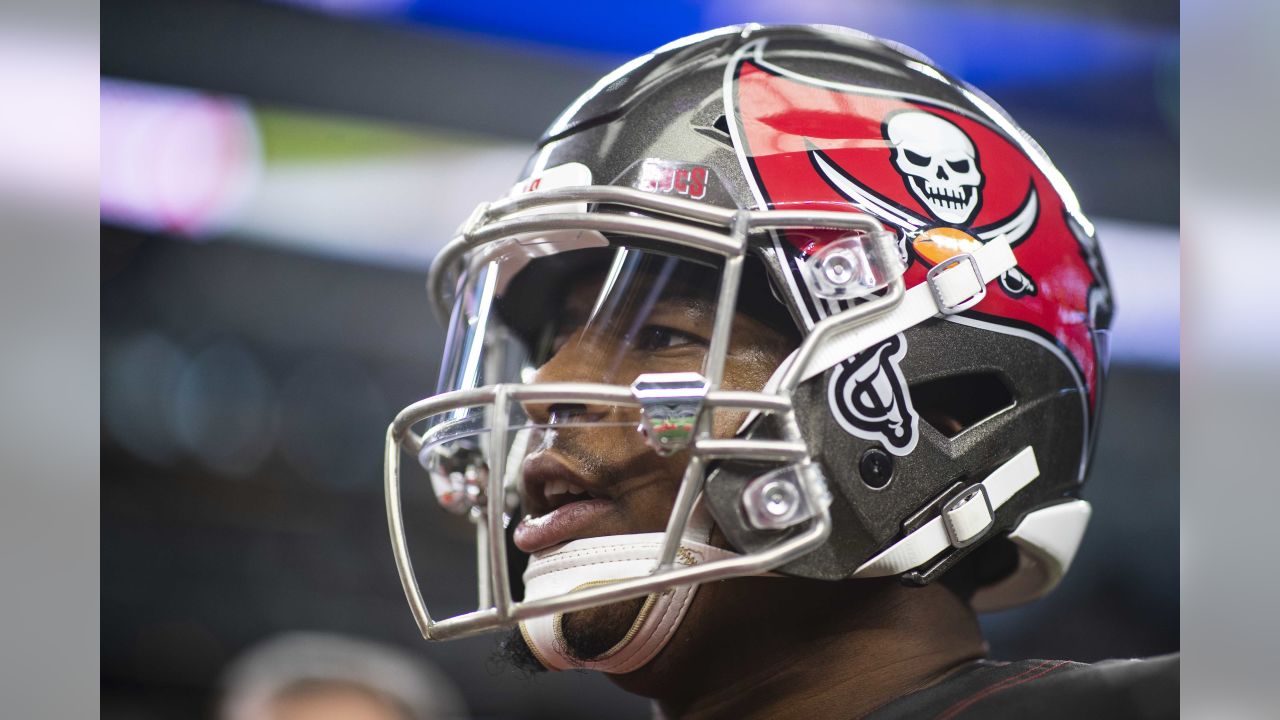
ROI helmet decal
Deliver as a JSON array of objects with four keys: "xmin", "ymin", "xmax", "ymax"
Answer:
[
  {"xmin": 725, "ymin": 41, "xmax": 1108, "ymax": 415},
  {"xmin": 828, "ymin": 334, "xmax": 919, "ymax": 455},
  {"xmin": 636, "ymin": 159, "xmax": 712, "ymax": 200},
  {"xmin": 883, "ymin": 109, "xmax": 985, "ymax": 226}
]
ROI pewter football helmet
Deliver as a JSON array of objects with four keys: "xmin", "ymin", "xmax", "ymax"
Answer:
[{"xmin": 384, "ymin": 25, "xmax": 1113, "ymax": 655}]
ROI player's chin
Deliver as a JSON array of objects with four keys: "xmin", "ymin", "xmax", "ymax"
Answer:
[{"xmin": 560, "ymin": 596, "xmax": 648, "ymax": 662}]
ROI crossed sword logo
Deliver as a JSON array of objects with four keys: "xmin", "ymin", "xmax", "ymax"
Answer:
[{"xmin": 810, "ymin": 147, "xmax": 1039, "ymax": 298}]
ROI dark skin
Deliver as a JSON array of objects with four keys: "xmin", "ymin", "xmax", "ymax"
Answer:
[
  {"xmin": 618, "ymin": 577, "xmax": 986, "ymax": 720},
  {"xmin": 513, "ymin": 260, "xmax": 987, "ymax": 719}
]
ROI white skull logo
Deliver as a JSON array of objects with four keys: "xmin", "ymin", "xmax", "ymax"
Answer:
[{"xmin": 885, "ymin": 111, "xmax": 983, "ymax": 225}]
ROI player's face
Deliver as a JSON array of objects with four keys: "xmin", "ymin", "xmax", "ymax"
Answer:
[{"xmin": 511, "ymin": 270, "xmax": 794, "ymax": 658}]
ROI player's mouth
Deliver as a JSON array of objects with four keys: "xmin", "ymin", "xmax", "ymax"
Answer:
[{"xmin": 513, "ymin": 454, "xmax": 616, "ymax": 553}]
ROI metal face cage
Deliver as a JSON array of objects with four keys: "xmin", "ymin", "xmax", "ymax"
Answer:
[{"xmin": 385, "ymin": 185, "xmax": 905, "ymax": 642}]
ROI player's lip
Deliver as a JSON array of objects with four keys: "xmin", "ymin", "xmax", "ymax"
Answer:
[
  {"xmin": 514, "ymin": 453, "xmax": 615, "ymax": 553},
  {"xmin": 513, "ymin": 498, "xmax": 616, "ymax": 554}
]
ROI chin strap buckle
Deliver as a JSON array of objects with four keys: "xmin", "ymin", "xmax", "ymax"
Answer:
[
  {"xmin": 926, "ymin": 251, "xmax": 987, "ymax": 315},
  {"xmin": 941, "ymin": 483, "xmax": 994, "ymax": 548}
]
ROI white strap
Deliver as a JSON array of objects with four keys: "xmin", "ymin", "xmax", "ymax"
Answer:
[
  {"xmin": 519, "ymin": 534, "xmax": 738, "ymax": 673},
  {"xmin": 517, "ymin": 496, "xmax": 722, "ymax": 674},
  {"xmin": 852, "ymin": 446, "xmax": 1040, "ymax": 578},
  {"xmin": 945, "ymin": 488, "xmax": 995, "ymax": 544},
  {"xmin": 798, "ymin": 237, "xmax": 1017, "ymax": 383}
]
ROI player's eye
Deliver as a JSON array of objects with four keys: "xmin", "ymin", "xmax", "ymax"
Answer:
[{"xmin": 633, "ymin": 325, "xmax": 706, "ymax": 352}]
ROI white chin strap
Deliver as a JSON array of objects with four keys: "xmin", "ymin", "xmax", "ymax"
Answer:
[
  {"xmin": 518, "ymin": 530, "xmax": 737, "ymax": 674},
  {"xmin": 852, "ymin": 445, "xmax": 1040, "ymax": 578}
]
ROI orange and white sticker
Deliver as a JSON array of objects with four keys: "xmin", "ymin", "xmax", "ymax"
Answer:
[{"xmin": 912, "ymin": 226, "xmax": 984, "ymax": 266}]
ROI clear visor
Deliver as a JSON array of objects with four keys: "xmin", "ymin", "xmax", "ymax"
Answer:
[
  {"xmin": 439, "ymin": 243, "xmax": 726, "ymax": 392},
  {"xmin": 425, "ymin": 242, "xmax": 730, "ymax": 514}
]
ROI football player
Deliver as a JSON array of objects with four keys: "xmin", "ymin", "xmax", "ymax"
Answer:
[{"xmin": 384, "ymin": 25, "xmax": 1176, "ymax": 719}]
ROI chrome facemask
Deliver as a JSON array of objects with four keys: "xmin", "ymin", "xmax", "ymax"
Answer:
[{"xmin": 385, "ymin": 185, "xmax": 905, "ymax": 642}]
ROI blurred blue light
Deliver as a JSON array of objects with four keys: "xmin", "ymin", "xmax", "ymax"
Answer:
[
  {"xmin": 704, "ymin": 2, "xmax": 1174, "ymax": 89},
  {"xmin": 173, "ymin": 341, "xmax": 279, "ymax": 477},
  {"xmin": 278, "ymin": 357, "xmax": 388, "ymax": 490},
  {"xmin": 269, "ymin": 0, "xmax": 1176, "ymax": 91},
  {"xmin": 274, "ymin": 0, "xmax": 415, "ymax": 16},
  {"xmin": 103, "ymin": 333, "xmax": 189, "ymax": 465},
  {"xmin": 398, "ymin": 0, "xmax": 702, "ymax": 57}
]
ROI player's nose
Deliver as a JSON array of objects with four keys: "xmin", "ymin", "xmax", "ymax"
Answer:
[{"xmin": 521, "ymin": 335, "xmax": 622, "ymax": 426}]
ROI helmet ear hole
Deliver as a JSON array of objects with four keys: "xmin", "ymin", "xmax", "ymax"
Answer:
[{"xmin": 909, "ymin": 371, "xmax": 1015, "ymax": 438}]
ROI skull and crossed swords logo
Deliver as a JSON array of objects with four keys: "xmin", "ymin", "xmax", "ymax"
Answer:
[{"xmin": 809, "ymin": 109, "xmax": 1039, "ymax": 298}]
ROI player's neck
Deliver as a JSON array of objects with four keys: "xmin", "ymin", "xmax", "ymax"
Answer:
[{"xmin": 618, "ymin": 577, "xmax": 986, "ymax": 720}]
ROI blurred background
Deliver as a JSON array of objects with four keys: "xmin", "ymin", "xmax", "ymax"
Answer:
[{"xmin": 99, "ymin": 1, "xmax": 1179, "ymax": 718}]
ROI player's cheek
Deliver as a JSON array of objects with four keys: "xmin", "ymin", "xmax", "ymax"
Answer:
[
  {"xmin": 630, "ymin": 466, "xmax": 687, "ymax": 529},
  {"xmin": 712, "ymin": 407, "xmax": 748, "ymax": 439}
]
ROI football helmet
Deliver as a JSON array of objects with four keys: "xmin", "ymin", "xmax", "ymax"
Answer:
[{"xmin": 384, "ymin": 24, "xmax": 1112, "ymax": 672}]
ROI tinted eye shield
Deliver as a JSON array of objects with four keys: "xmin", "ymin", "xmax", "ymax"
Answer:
[{"xmin": 387, "ymin": 185, "xmax": 907, "ymax": 641}]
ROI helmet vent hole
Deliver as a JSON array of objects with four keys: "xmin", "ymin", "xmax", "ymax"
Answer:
[
  {"xmin": 693, "ymin": 114, "xmax": 734, "ymax": 147},
  {"xmin": 909, "ymin": 372, "xmax": 1014, "ymax": 438}
]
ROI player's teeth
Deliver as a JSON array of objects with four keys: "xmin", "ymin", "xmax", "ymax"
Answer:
[{"xmin": 544, "ymin": 479, "xmax": 566, "ymax": 499}]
